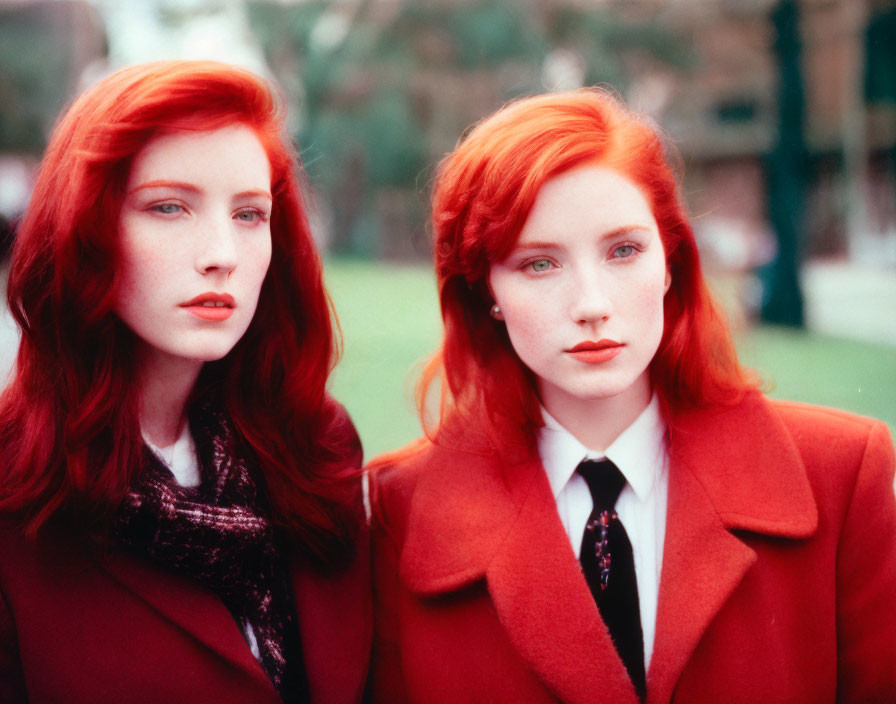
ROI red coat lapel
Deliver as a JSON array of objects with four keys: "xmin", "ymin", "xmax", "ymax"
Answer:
[
  {"xmin": 487, "ymin": 454, "xmax": 640, "ymax": 703},
  {"xmin": 94, "ymin": 534, "xmax": 370, "ymax": 704},
  {"xmin": 398, "ymin": 444, "xmax": 639, "ymax": 703},
  {"xmin": 648, "ymin": 393, "xmax": 818, "ymax": 702},
  {"xmin": 96, "ymin": 551, "xmax": 277, "ymax": 697}
]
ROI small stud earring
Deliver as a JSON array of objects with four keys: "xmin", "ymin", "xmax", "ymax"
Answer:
[{"xmin": 490, "ymin": 304, "xmax": 504, "ymax": 321}]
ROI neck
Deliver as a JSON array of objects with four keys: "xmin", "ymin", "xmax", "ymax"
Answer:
[
  {"xmin": 136, "ymin": 348, "xmax": 203, "ymax": 448},
  {"xmin": 540, "ymin": 377, "xmax": 652, "ymax": 452}
]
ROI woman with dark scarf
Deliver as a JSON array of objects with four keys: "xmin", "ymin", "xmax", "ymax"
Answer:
[{"xmin": 0, "ymin": 61, "xmax": 369, "ymax": 703}]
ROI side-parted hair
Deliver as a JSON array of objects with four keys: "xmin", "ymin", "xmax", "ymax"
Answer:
[
  {"xmin": 419, "ymin": 88, "xmax": 754, "ymax": 453},
  {"xmin": 0, "ymin": 61, "xmax": 354, "ymax": 565}
]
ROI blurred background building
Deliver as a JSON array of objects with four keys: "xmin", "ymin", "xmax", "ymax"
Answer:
[{"xmin": 1, "ymin": 0, "xmax": 894, "ymax": 340}]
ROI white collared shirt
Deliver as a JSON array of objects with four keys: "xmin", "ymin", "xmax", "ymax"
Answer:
[
  {"xmin": 142, "ymin": 423, "xmax": 201, "ymax": 488},
  {"xmin": 537, "ymin": 395, "xmax": 669, "ymax": 670}
]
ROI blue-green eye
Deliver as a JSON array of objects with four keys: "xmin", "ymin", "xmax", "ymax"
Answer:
[
  {"xmin": 529, "ymin": 258, "xmax": 553, "ymax": 272},
  {"xmin": 613, "ymin": 245, "xmax": 636, "ymax": 259},
  {"xmin": 152, "ymin": 203, "xmax": 182, "ymax": 215},
  {"xmin": 235, "ymin": 208, "xmax": 268, "ymax": 223}
]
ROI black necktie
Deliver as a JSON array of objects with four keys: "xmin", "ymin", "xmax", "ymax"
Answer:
[{"xmin": 577, "ymin": 459, "xmax": 646, "ymax": 700}]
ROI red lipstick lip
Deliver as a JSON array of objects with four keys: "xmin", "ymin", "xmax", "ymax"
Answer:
[
  {"xmin": 567, "ymin": 339, "xmax": 622, "ymax": 353},
  {"xmin": 567, "ymin": 339, "xmax": 624, "ymax": 364},
  {"xmin": 179, "ymin": 292, "xmax": 236, "ymax": 308}
]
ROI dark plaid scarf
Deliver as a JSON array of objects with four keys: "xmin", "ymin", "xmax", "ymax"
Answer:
[{"xmin": 115, "ymin": 401, "xmax": 309, "ymax": 702}]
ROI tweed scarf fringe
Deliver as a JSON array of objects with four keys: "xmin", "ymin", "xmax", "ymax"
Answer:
[{"xmin": 114, "ymin": 401, "xmax": 308, "ymax": 702}]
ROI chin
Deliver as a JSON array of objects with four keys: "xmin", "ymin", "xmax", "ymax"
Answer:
[
  {"xmin": 197, "ymin": 347, "xmax": 238, "ymax": 363},
  {"xmin": 181, "ymin": 331, "xmax": 249, "ymax": 363},
  {"xmin": 557, "ymin": 376, "xmax": 647, "ymax": 403},
  {"xmin": 169, "ymin": 343, "xmax": 240, "ymax": 364},
  {"xmin": 576, "ymin": 388, "xmax": 633, "ymax": 402}
]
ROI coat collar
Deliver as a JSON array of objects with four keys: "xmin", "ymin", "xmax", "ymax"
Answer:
[
  {"xmin": 646, "ymin": 393, "xmax": 817, "ymax": 702},
  {"xmin": 97, "ymin": 542, "xmax": 371, "ymax": 704},
  {"xmin": 96, "ymin": 550, "xmax": 279, "ymax": 698},
  {"xmin": 398, "ymin": 392, "xmax": 817, "ymax": 703}
]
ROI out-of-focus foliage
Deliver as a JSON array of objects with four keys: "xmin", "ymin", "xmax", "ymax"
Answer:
[
  {"xmin": 433, "ymin": 1, "xmax": 543, "ymax": 68},
  {"xmin": 548, "ymin": 7, "xmax": 693, "ymax": 88},
  {"xmin": 247, "ymin": 0, "xmax": 692, "ymax": 256},
  {"xmin": 0, "ymin": 7, "xmax": 71, "ymax": 153}
]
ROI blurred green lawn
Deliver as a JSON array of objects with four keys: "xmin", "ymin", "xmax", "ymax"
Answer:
[{"xmin": 325, "ymin": 258, "xmax": 896, "ymax": 461}]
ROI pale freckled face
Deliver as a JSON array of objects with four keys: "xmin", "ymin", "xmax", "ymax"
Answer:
[
  {"xmin": 488, "ymin": 165, "xmax": 670, "ymax": 422},
  {"xmin": 115, "ymin": 124, "xmax": 273, "ymax": 367}
]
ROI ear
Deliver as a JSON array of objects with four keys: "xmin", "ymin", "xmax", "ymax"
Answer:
[{"xmin": 664, "ymin": 269, "xmax": 672, "ymax": 294}]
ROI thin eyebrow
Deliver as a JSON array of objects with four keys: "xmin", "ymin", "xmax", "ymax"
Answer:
[
  {"xmin": 598, "ymin": 224, "xmax": 655, "ymax": 241},
  {"xmin": 512, "ymin": 224, "xmax": 654, "ymax": 254},
  {"xmin": 234, "ymin": 189, "xmax": 273, "ymax": 202},
  {"xmin": 511, "ymin": 240, "xmax": 563, "ymax": 254},
  {"xmin": 127, "ymin": 181, "xmax": 273, "ymax": 202},
  {"xmin": 127, "ymin": 180, "xmax": 201, "ymax": 196}
]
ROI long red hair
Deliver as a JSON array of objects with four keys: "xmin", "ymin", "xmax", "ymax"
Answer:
[
  {"xmin": 0, "ymin": 61, "xmax": 355, "ymax": 565},
  {"xmin": 414, "ymin": 88, "xmax": 754, "ymax": 456}
]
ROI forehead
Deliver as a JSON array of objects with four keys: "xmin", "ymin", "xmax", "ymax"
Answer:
[
  {"xmin": 127, "ymin": 124, "xmax": 272, "ymax": 187},
  {"xmin": 515, "ymin": 165, "xmax": 657, "ymax": 245}
]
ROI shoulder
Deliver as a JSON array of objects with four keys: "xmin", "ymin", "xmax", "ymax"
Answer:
[
  {"xmin": 668, "ymin": 392, "xmax": 894, "ymax": 523},
  {"xmin": 680, "ymin": 391, "xmax": 892, "ymax": 462},
  {"xmin": 730, "ymin": 394, "xmax": 892, "ymax": 513},
  {"xmin": 366, "ymin": 437, "xmax": 498, "ymax": 532},
  {"xmin": 366, "ymin": 439, "xmax": 445, "ymax": 522},
  {"xmin": 318, "ymin": 395, "xmax": 364, "ymax": 471},
  {"xmin": 767, "ymin": 397, "xmax": 889, "ymax": 437},
  {"xmin": 763, "ymin": 397, "xmax": 894, "ymax": 478},
  {"xmin": 0, "ymin": 520, "xmax": 95, "ymax": 603}
]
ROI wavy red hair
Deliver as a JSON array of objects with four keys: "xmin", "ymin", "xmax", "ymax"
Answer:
[
  {"xmin": 415, "ymin": 88, "xmax": 754, "ymax": 456},
  {"xmin": 0, "ymin": 61, "xmax": 355, "ymax": 565}
]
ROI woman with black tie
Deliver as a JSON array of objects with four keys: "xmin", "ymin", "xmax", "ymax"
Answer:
[{"xmin": 367, "ymin": 88, "xmax": 896, "ymax": 703}]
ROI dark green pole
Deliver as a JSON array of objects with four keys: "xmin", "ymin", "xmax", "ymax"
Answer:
[{"xmin": 761, "ymin": 0, "xmax": 806, "ymax": 327}]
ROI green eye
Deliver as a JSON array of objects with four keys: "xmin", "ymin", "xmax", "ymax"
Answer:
[
  {"xmin": 530, "ymin": 259, "xmax": 553, "ymax": 272},
  {"xmin": 153, "ymin": 203, "xmax": 181, "ymax": 214},
  {"xmin": 614, "ymin": 245, "xmax": 635, "ymax": 258},
  {"xmin": 235, "ymin": 208, "xmax": 268, "ymax": 223}
]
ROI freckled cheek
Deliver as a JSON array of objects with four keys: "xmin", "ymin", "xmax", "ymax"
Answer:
[
  {"xmin": 118, "ymin": 250, "xmax": 178, "ymax": 294},
  {"xmin": 259, "ymin": 244, "xmax": 274, "ymax": 277},
  {"xmin": 117, "ymin": 219, "xmax": 179, "ymax": 289},
  {"xmin": 494, "ymin": 272, "xmax": 567, "ymax": 324},
  {"xmin": 629, "ymin": 277, "xmax": 668, "ymax": 336},
  {"xmin": 245, "ymin": 242, "xmax": 273, "ymax": 295},
  {"xmin": 501, "ymin": 296, "xmax": 560, "ymax": 362},
  {"xmin": 635, "ymin": 281, "xmax": 667, "ymax": 310}
]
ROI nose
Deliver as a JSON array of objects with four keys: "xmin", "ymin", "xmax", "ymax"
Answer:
[
  {"xmin": 569, "ymin": 267, "xmax": 612, "ymax": 326},
  {"xmin": 195, "ymin": 215, "xmax": 238, "ymax": 277}
]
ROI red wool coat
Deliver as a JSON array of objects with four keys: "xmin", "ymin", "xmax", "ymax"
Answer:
[
  {"xmin": 0, "ymin": 525, "xmax": 370, "ymax": 704},
  {"xmin": 0, "ymin": 401, "xmax": 370, "ymax": 703},
  {"xmin": 369, "ymin": 393, "xmax": 896, "ymax": 703}
]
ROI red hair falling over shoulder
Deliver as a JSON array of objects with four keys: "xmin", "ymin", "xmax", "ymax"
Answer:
[
  {"xmin": 410, "ymin": 88, "xmax": 754, "ymax": 458},
  {"xmin": 0, "ymin": 61, "xmax": 356, "ymax": 565}
]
